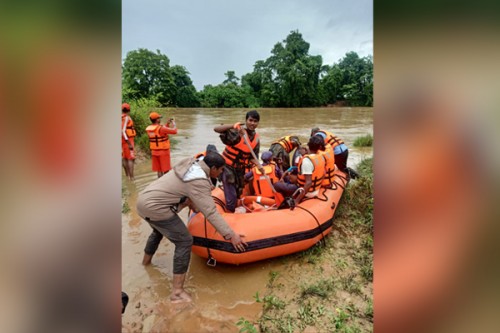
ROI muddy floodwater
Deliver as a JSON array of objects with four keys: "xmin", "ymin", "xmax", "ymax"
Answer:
[{"xmin": 122, "ymin": 107, "xmax": 373, "ymax": 332}]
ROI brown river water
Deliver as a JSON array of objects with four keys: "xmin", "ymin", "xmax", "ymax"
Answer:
[{"xmin": 122, "ymin": 107, "xmax": 373, "ymax": 332}]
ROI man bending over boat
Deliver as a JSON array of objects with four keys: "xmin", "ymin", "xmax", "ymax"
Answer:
[
  {"xmin": 214, "ymin": 110, "xmax": 261, "ymax": 212},
  {"xmin": 269, "ymin": 135, "xmax": 301, "ymax": 171},
  {"xmin": 275, "ymin": 135, "xmax": 326, "ymax": 207},
  {"xmin": 136, "ymin": 152, "xmax": 247, "ymax": 303}
]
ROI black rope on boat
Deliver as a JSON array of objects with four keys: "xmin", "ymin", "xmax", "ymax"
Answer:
[
  {"xmin": 332, "ymin": 172, "xmax": 349, "ymax": 191},
  {"xmin": 295, "ymin": 205, "xmax": 327, "ymax": 246},
  {"xmin": 204, "ymin": 217, "xmax": 216, "ymax": 267},
  {"xmin": 212, "ymin": 196, "xmax": 227, "ymax": 212}
]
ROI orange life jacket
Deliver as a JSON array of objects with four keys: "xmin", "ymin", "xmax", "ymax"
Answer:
[
  {"xmin": 320, "ymin": 144, "xmax": 336, "ymax": 187},
  {"xmin": 251, "ymin": 162, "xmax": 279, "ymax": 198},
  {"xmin": 297, "ymin": 154, "xmax": 325, "ymax": 192},
  {"xmin": 318, "ymin": 130, "xmax": 344, "ymax": 149},
  {"xmin": 146, "ymin": 124, "xmax": 170, "ymax": 150},
  {"xmin": 222, "ymin": 131, "xmax": 259, "ymax": 168},
  {"xmin": 121, "ymin": 114, "xmax": 136, "ymax": 137},
  {"xmin": 194, "ymin": 151, "xmax": 206, "ymax": 159},
  {"xmin": 272, "ymin": 136, "xmax": 296, "ymax": 152}
]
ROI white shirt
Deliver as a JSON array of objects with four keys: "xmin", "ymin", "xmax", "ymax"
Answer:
[{"xmin": 300, "ymin": 155, "xmax": 318, "ymax": 198}]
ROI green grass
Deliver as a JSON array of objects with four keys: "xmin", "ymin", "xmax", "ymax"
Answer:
[
  {"xmin": 352, "ymin": 133, "xmax": 373, "ymax": 147},
  {"xmin": 300, "ymin": 278, "xmax": 335, "ymax": 299},
  {"xmin": 236, "ymin": 317, "xmax": 258, "ymax": 333}
]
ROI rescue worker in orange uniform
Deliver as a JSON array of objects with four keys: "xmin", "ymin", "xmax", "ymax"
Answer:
[
  {"xmin": 269, "ymin": 135, "xmax": 301, "ymax": 171},
  {"xmin": 274, "ymin": 135, "xmax": 326, "ymax": 206},
  {"xmin": 122, "ymin": 103, "xmax": 136, "ymax": 181},
  {"xmin": 146, "ymin": 112, "xmax": 178, "ymax": 178},
  {"xmin": 244, "ymin": 151, "xmax": 282, "ymax": 198},
  {"xmin": 214, "ymin": 110, "xmax": 261, "ymax": 212}
]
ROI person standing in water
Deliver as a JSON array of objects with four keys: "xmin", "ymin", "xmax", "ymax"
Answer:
[
  {"xmin": 137, "ymin": 152, "xmax": 247, "ymax": 303},
  {"xmin": 121, "ymin": 103, "xmax": 136, "ymax": 181},
  {"xmin": 146, "ymin": 112, "xmax": 177, "ymax": 178}
]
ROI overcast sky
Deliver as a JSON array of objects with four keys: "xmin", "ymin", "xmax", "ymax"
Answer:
[{"xmin": 122, "ymin": 0, "xmax": 373, "ymax": 91}]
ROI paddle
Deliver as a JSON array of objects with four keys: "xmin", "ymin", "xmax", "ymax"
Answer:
[{"xmin": 237, "ymin": 123, "xmax": 277, "ymax": 194}]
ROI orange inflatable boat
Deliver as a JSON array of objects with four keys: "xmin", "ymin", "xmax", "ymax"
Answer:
[{"xmin": 187, "ymin": 169, "xmax": 349, "ymax": 265}]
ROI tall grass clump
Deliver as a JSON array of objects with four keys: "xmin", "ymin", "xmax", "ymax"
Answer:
[
  {"xmin": 336, "ymin": 157, "xmax": 373, "ymax": 231},
  {"xmin": 124, "ymin": 97, "xmax": 179, "ymax": 155},
  {"xmin": 353, "ymin": 134, "xmax": 373, "ymax": 147}
]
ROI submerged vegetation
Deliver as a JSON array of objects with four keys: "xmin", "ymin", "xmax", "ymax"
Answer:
[
  {"xmin": 237, "ymin": 157, "xmax": 373, "ymax": 332},
  {"xmin": 122, "ymin": 30, "xmax": 372, "ymax": 108}
]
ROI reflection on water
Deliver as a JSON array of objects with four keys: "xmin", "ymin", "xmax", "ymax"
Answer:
[{"xmin": 121, "ymin": 107, "xmax": 373, "ymax": 332}]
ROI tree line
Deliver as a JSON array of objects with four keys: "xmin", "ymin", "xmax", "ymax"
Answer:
[{"xmin": 122, "ymin": 30, "xmax": 373, "ymax": 108}]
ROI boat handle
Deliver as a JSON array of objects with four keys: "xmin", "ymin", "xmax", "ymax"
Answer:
[{"xmin": 206, "ymin": 257, "xmax": 217, "ymax": 267}]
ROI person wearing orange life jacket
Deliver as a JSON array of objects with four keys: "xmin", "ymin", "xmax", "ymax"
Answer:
[
  {"xmin": 274, "ymin": 135, "xmax": 326, "ymax": 207},
  {"xmin": 244, "ymin": 151, "xmax": 282, "ymax": 198},
  {"xmin": 319, "ymin": 143, "xmax": 336, "ymax": 188},
  {"xmin": 122, "ymin": 103, "xmax": 136, "ymax": 181},
  {"xmin": 214, "ymin": 110, "xmax": 261, "ymax": 212},
  {"xmin": 146, "ymin": 112, "xmax": 177, "ymax": 178},
  {"xmin": 269, "ymin": 135, "xmax": 301, "ymax": 171},
  {"xmin": 311, "ymin": 127, "xmax": 349, "ymax": 172}
]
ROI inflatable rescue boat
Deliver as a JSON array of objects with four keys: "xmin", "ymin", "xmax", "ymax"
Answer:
[{"xmin": 187, "ymin": 169, "xmax": 349, "ymax": 265}]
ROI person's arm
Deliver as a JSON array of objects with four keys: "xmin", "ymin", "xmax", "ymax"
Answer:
[
  {"xmin": 189, "ymin": 180, "xmax": 247, "ymax": 251},
  {"xmin": 294, "ymin": 158, "xmax": 313, "ymax": 205},
  {"xmin": 159, "ymin": 125, "xmax": 178, "ymax": 135},
  {"xmin": 214, "ymin": 123, "xmax": 239, "ymax": 133},
  {"xmin": 244, "ymin": 170, "xmax": 253, "ymax": 183},
  {"xmin": 295, "ymin": 175, "xmax": 312, "ymax": 206},
  {"xmin": 166, "ymin": 118, "xmax": 177, "ymax": 131}
]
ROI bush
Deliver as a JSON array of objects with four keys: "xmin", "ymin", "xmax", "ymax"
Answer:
[
  {"xmin": 125, "ymin": 97, "xmax": 162, "ymax": 154},
  {"xmin": 353, "ymin": 134, "xmax": 373, "ymax": 147}
]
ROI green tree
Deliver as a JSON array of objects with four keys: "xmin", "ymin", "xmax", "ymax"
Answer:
[
  {"xmin": 323, "ymin": 52, "xmax": 373, "ymax": 106},
  {"xmin": 170, "ymin": 65, "xmax": 200, "ymax": 107},
  {"xmin": 223, "ymin": 70, "xmax": 240, "ymax": 85},
  {"xmin": 122, "ymin": 48, "xmax": 176, "ymax": 106}
]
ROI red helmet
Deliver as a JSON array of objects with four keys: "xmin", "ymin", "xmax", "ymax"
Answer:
[{"xmin": 122, "ymin": 103, "xmax": 131, "ymax": 111}]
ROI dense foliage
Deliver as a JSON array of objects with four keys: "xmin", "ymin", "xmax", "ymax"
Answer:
[{"xmin": 122, "ymin": 30, "xmax": 372, "ymax": 108}]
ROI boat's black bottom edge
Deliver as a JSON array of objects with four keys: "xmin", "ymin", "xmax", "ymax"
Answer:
[{"xmin": 193, "ymin": 218, "xmax": 333, "ymax": 253}]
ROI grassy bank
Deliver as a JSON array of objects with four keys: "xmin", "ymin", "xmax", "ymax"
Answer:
[
  {"xmin": 238, "ymin": 158, "xmax": 373, "ymax": 333},
  {"xmin": 353, "ymin": 134, "xmax": 373, "ymax": 147}
]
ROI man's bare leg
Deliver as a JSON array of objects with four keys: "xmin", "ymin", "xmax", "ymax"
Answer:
[{"xmin": 170, "ymin": 273, "xmax": 192, "ymax": 303}]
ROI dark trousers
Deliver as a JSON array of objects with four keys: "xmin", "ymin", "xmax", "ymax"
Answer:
[
  {"xmin": 335, "ymin": 150, "xmax": 349, "ymax": 172},
  {"xmin": 143, "ymin": 214, "xmax": 193, "ymax": 274}
]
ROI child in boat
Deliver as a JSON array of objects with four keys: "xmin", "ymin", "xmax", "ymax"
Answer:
[{"xmin": 244, "ymin": 151, "xmax": 282, "ymax": 198}]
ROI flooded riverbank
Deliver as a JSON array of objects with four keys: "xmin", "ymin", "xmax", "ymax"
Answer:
[{"xmin": 122, "ymin": 107, "xmax": 373, "ymax": 332}]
